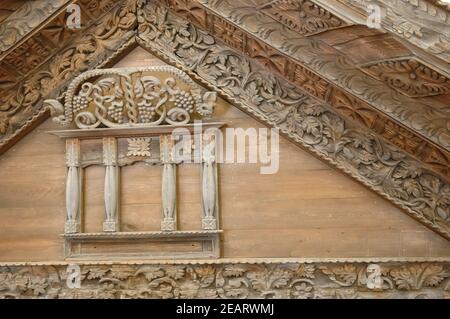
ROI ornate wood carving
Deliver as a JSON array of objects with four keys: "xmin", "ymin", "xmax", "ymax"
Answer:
[
  {"xmin": 48, "ymin": 65, "xmax": 223, "ymax": 258},
  {"xmin": 0, "ymin": 0, "xmax": 137, "ymax": 155},
  {"xmin": 0, "ymin": 0, "xmax": 68, "ymax": 54},
  {"xmin": 137, "ymin": 3, "xmax": 450, "ymax": 239},
  {"xmin": 0, "ymin": 259, "xmax": 448, "ymax": 298},
  {"xmin": 0, "ymin": 0, "xmax": 448, "ymax": 242},
  {"xmin": 45, "ymin": 66, "xmax": 217, "ymax": 129},
  {"xmin": 179, "ymin": 0, "xmax": 450, "ymax": 153},
  {"xmin": 361, "ymin": 58, "xmax": 450, "ymax": 97},
  {"xmin": 161, "ymin": 0, "xmax": 450, "ymax": 181},
  {"xmin": 260, "ymin": 0, "xmax": 347, "ymax": 36}
]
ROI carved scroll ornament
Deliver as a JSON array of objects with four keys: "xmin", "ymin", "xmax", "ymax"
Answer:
[{"xmin": 44, "ymin": 66, "xmax": 217, "ymax": 129}]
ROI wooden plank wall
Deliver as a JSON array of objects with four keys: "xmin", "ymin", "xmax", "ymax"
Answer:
[{"xmin": 0, "ymin": 48, "xmax": 448, "ymax": 261}]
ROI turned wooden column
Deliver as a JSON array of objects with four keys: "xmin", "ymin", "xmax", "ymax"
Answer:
[
  {"xmin": 103, "ymin": 137, "xmax": 120, "ymax": 232},
  {"xmin": 65, "ymin": 139, "xmax": 83, "ymax": 234},
  {"xmin": 201, "ymin": 132, "xmax": 218, "ymax": 230},
  {"xmin": 160, "ymin": 135, "xmax": 177, "ymax": 232}
]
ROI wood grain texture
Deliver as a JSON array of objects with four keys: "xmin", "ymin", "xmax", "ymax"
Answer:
[{"xmin": 0, "ymin": 48, "xmax": 448, "ymax": 262}]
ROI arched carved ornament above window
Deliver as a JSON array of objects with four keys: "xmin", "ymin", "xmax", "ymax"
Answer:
[{"xmin": 44, "ymin": 66, "xmax": 217, "ymax": 129}]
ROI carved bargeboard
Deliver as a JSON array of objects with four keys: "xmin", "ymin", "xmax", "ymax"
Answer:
[{"xmin": 45, "ymin": 66, "xmax": 224, "ymax": 260}]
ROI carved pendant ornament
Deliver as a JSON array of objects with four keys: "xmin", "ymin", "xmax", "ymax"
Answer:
[{"xmin": 44, "ymin": 66, "xmax": 217, "ymax": 129}]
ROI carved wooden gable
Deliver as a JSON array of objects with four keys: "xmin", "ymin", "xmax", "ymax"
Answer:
[{"xmin": 0, "ymin": 0, "xmax": 449, "ymax": 299}]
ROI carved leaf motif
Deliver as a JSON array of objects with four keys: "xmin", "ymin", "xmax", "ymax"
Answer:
[
  {"xmin": 222, "ymin": 266, "xmax": 247, "ymax": 278},
  {"xmin": 422, "ymin": 265, "xmax": 449, "ymax": 288},
  {"xmin": 85, "ymin": 267, "xmax": 109, "ymax": 280},
  {"xmin": 109, "ymin": 266, "xmax": 135, "ymax": 280},
  {"xmin": 404, "ymin": 179, "xmax": 422, "ymax": 197},
  {"xmin": 165, "ymin": 266, "xmax": 185, "ymax": 280},
  {"xmin": 295, "ymin": 264, "xmax": 315, "ymax": 279},
  {"xmin": 390, "ymin": 264, "xmax": 449, "ymax": 290},
  {"xmin": 319, "ymin": 265, "xmax": 358, "ymax": 286},
  {"xmin": 135, "ymin": 266, "xmax": 165, "ymax": 281},
  {"xmin": 194, "ymin": 266, "xmax": 216, "ymax": 288}
]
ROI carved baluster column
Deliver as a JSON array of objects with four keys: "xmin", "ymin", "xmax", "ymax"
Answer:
[
  {"xmin": 160, "ymin": 135, "xmax": 177, "ymax": 232},
  {"xmin": 65, "ymin": 139, "xmax": 82, "ymax": 234},
  {"xmin": 103, "ymin": 137, "xmax": 120, "ymax": 232},
  {"xmin": 201, "ymin": 132, "xmax": 218, "ymax": 230}
]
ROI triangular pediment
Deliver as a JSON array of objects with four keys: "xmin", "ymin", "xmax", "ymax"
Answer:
[{"xmin": 0, "ymin": 0, "xmax": 448, "ymax": 241}]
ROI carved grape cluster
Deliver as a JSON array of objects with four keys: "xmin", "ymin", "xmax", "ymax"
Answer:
[
  {"xmin": 174, "ymin": 91, "xmax": 195, "ymax": 113},
  {"xmin": 72, "ymin": 95, "xmax": 88, "ymax": 113},
  {"xmin": 138, "ymin": 105, "xmax": 156, "ymax": 123},
  {"xmin": 107, "ymin": 105, "xmax": 123, "ymax": 124}
]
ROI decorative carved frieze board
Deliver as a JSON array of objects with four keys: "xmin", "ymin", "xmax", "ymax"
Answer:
[
  {"xmin": 330, "ymin": 0, "xmax": 450, "ymax": 63},
  {"xmin": 361, "ymin": 57, "xmax": 450, "ymax": 97},
  {"xmin": 259, "ymin": 0, "xmax": 348, "ymax": 36},
  {"xmin": 191, "ymin": 0, "xmax": 450, "ymax": 150},
  {"xmin": 0, "ymin": 259, "xmax": 448, "ymax": 298},
  {"xmin": 44, "ymin": 66, "xmax": 217, "ymax": 129},
  {"xmin": 137, "ymin": 3, "xmax": 450, "ymax": 239},
  {"xmin": 160, "ymin": 0, "xmax": 450, "ymax": 180},
  {"xmin": 0, "ymin": 0, "xmax": 69, "ymax": 54},
  {"xmin": 0, "ymin": 0, "xmax": 138, "ymax": 155}
]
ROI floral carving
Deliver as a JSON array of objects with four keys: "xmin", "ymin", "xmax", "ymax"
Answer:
[
  {"xmin": 362, "ymin": 58, "xmax": 450, "ymax": 97},
  {"xmin": 137, "ymin": 2, "xmax": 450, "ymax": 238},
  {"xmin": 261, "ymin": 0, "xmax": 346, "ymax": 36},
  {"xmin": 160, "ymin": 0, "xmax": 450, "ymax": 180},
  {"xmin": 0, "ymin": 261, "xmax": 448, "ymax": 299},
  {"xmin": 127, "ymin": 137, "xmax": 152, "ymax": 157},
  {"xmin": 44, "ymin": 66, "xmax": 217, "ymax": 129},
  {"xmin": 0, "ymin": 0, "xmax": 137, "ymax": 148}
]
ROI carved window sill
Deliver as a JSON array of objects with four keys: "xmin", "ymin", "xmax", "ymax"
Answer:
[{"xmin": 63, "ymin": 231, "xmax": 222, "ymax": 261}]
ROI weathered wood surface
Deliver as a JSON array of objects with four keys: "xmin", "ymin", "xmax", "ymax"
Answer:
[{"xmin": 0, "ymin": 48, "xmax": 448, "ymax": 262}]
